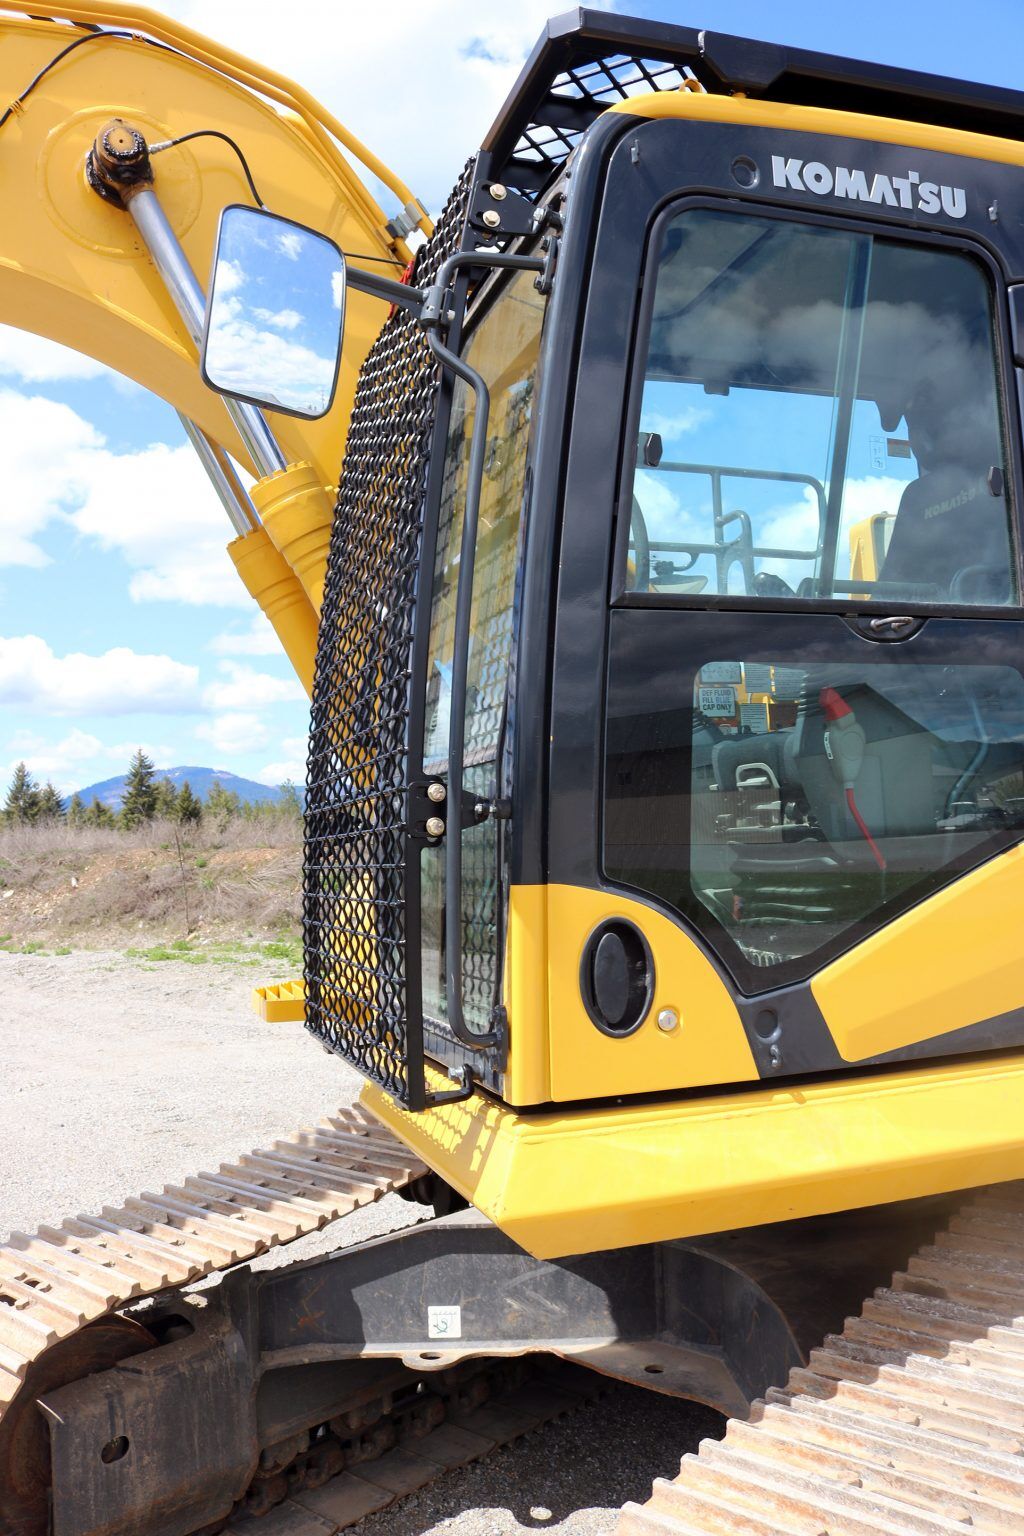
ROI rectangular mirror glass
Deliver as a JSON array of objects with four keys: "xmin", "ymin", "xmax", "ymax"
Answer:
[{"xmin": 201, "ymin": 204, "xmax": 346, "ymax": 419}]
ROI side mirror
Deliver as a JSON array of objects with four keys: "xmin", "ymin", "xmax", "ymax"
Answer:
[{"xmin": 201, "ymin": 204, "xmax": 346, "ymax": 419}]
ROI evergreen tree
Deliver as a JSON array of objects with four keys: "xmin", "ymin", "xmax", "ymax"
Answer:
[
  {"xmin": 66, "ymin": 792, "xmax": 86, "ymax": 828},
  {"xmin": 206, "ymin": 778, "xmax": 240, "ymax": 821},
  {"xmin": 153, "ymin": 777, "xmax": 179, "ymax": 819},
  {"xmin": 3, "ymin": 762, "xmax": 41, "ymax": 825},
  {"xmin": 277, "ymin": 780, "xmax": 303, "ymax": 820},
  {"xmin": 176, "ymin": 781, "xmax": 202, "ymax": 824},
  {"xmin": 37, "ymin": 782, "xmax": 66, "ymax": 821},
  {"xmin": 120, "ymin": 749, "xmax": 158, "ymax": 828},
  {"xmin": 85, "ymin": 796, "xmax": 115, "ymax": 829}
]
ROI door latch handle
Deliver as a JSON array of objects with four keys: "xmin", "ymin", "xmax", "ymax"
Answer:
[
  {"xmin": 866, "ymin": 614, "xmax": 917, "ymax": 635},
  {"xmin": 851, "ymin": 612, "xmax": 925, "ymax": 643}
]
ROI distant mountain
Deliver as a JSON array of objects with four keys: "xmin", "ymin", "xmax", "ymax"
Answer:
[{"xmin": 74, "ymin": 766, "xmax": 297, "ymax": 810}]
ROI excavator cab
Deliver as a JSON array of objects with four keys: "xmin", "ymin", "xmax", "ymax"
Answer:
[{"xmin": 209, "ymin": 13, "xmax": 1024, "ymax": 1172}]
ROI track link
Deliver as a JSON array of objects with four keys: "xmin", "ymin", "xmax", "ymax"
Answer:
[
  {"xmin": 224, "ymin": 1357, "xmax": 601, "ymax": 1533},
  {"xmin": 0, "ymin": 1105, "xmax": 425, "ymax": 1425},
  {"xmin": 619, "ymin": 1182, "xmax": 1024, "ymax": 1535}
]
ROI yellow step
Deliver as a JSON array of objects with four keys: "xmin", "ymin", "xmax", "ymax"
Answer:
[{"xmin": 252, "ymin": 977, "xmax": 306, "ymax": 1023}]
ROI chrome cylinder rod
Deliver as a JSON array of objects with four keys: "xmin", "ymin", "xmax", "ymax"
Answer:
[
  {"xmin": 129, "ymin": 187, "xmax": 286, "ymax": 479},
  {"xmin": 177, "ymin": 413, "xmax": 258, "ymax": 537}
]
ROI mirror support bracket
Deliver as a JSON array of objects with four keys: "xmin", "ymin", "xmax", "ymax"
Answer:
[{"xmin": 345, "ymin": 266, "xmax": 427, "ymax": 315}]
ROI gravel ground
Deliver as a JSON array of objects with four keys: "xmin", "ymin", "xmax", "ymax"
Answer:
[{"xmin": 0, "ymin": 949, "xmax": 722, "ymax": 1534}]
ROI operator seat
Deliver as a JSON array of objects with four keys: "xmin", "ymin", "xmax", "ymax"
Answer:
[
  {"xmin": 879, "ymin": 381, "xmax": 1011, "ymax": 603},
  {"xmin": 788, "ymin": 679, "xmax": 935, "ymax": 858},
  {"xmin": 880, "ymin": 466, "xmax": 1010, "ymax": 601}
]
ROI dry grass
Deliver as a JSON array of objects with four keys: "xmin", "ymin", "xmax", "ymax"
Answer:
[{"xmin": 0, "ymin": 817, "xmax": 302, "ymax": 951}]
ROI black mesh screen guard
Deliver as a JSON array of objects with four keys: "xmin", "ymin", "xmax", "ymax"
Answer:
[{"xmin": 303, "ymin": 168, "xmax": 473, "ymax": 1108}]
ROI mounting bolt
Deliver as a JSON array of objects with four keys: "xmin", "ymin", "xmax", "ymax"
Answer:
[
  {"xmin": 426, "ymin": 782, "xmax": 446, "ymax": 803},
  {"xmin": 656, "ymin": 1008, "xmax": 679, "ymax": 1033},
  {"xmin": 489, "ymin": 183, "xmax": 508, "ymax": 201},
  {"xmin": 481, "ymin": 209, "xmax": 501, "ymax": 229},
  {"xmin": 425, "ymin": 816, "xmax": 445, "ymax": 839}
]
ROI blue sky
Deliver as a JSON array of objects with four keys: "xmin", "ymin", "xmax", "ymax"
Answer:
[{"xmin": 2, "ymin": 0, "xmax": 1020, "ymax": 795}]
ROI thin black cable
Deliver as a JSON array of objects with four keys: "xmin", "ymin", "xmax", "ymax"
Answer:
[
  {"xmin": 0, "ymin": 28, "xmax": 171, "ymax": 132},
  {"xmin": 152, "ymin": 128, "xmax": 267, "ymax": 207},
  {"xmin": 151, "ymin": 130, "xmax": 403, "ymax": 266},
  {"xmin": 6, "ymin": 32, "xmax": 404, "ymax": 267},
  {"xmin": 343, "ymin": 252, "xmax": 404, "ymax": 267}
]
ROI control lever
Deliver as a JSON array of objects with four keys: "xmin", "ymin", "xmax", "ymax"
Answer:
[{"xmin": 820, "ymin": 687, "xmax": 886, "ymax": 871}]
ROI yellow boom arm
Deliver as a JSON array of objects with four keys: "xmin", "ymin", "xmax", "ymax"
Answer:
[{"xmin": 0, "ymin": 4, "xmax": 427, "ymax": 688}]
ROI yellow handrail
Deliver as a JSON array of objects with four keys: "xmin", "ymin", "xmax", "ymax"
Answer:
[{"xmin": 0, "ymin": 0, "xmax": 432, "ymax": 237}]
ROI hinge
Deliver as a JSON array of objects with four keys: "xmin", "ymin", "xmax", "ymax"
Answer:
[
  {"xmin": 407, "ymin": 782, "xmax": 508, "ymax": 841},
  {"xmin": 407, "ymin": 780, "xmax": 447, "ymax": 842}
]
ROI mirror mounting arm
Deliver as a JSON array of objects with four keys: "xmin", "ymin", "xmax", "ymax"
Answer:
[
  {"xmin": 348, "ymin": 250, "xmax": 546, "ymax": 331},
  {"xmin": 419, "ymin": 251, "xmax": 546, "ymax": 334},
  {"xmin": 344, "ymin": 266, "xmax": 427, "ymax": 316}
]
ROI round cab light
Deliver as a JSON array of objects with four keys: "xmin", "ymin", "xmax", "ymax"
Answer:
[{"xmin": 580, "ymin": 918, "xmax": 654, "ymax": 1036}]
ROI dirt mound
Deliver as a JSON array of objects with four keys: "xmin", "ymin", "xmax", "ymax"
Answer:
[{"xmin": 0, "ymin": 820, "xmax": 301, "ymax": 948}]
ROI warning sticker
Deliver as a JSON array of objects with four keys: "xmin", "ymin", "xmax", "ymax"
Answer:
[
  {"xmin": 698, "ymin": 685, "xmax": 736, "ymax": 718},
  {"xmin": 699, "ymin": 661, "xmax": 742, "ymax": 684},
  {"xmin": 427, "ymin": 1305, "xmax": 462, "ymax": 1340}
]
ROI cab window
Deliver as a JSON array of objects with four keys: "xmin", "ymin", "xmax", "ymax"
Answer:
[
  {"xmin": 625, "ymin": 207, "xmax": 1015, "ymax": 608},
  {"xmin": 421, "ymin": 266, "xmax": 546, "ymax": 1031}
]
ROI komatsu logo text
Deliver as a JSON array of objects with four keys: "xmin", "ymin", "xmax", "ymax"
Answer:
[{"xmin": 771, "ymin": 155, "xmax": 967, "ymax": 218}]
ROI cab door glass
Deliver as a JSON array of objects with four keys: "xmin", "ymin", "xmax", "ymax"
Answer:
[
  {"xmin": 606, "ymin": 204, "xmax": 1024, "ymax": 996},
  {"xmin": 626, "ymin": 208, "xmax": 1015, "ymax": 607},
  {"xmin": 421, "ymin": 267, "xmax": 546, "ymax": 1030},
  {"xmin": 605, "ymin": 639, "xmax": 1024, "ymax": 992}
]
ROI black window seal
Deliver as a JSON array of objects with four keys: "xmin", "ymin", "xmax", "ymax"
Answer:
[{"xmin": 610, "ymin": 193, "xmax": 1024, "ymax": 620}]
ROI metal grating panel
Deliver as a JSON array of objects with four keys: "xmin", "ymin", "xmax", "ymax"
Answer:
[
  {"xmin": 506, "ymin": 51, "xmax": 687, "ymax": 196},
  {"xmin": 303, "ymin": 166, "xmax": 474, "ymax": 1108}
]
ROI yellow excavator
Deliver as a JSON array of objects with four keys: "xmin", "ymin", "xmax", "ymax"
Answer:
[{"xmin": 4, "ymin": 6, "xmax": 1024, "ymax": 1533}]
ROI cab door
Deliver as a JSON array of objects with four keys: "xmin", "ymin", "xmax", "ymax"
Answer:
[{"xmin": 545, "ymin": 114, "xmax": 1024, "ymax": 1094}]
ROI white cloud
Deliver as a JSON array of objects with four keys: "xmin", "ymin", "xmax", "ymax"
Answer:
[
  {"xmin": 205, "ymin": 309, "xmax": 335, "ymax": 412},
  {"xmin": 277, "ymin": 231, "xmax": 303, "ymax": 262},
  {"xmin": 0, "ymin": 730, "xmax": 180, "ymax": 793},
  {"xmin": 70, "ymin": 439, "xmax": 246, "ymax": 606},
  {"xmin": 640, "ymin": 405, "xmax": 711, "ymax": 447},
  {"xmin": 332, "ymin": 271, "xmax": 345, "ymax": 311},
  {"xmin": 0, "ymin": 392, "xmax": 247, "ymax": 603},
  {"xmin": 0, "ymin": 328, "xmax": 113, "ymax": 384},
  {"xmin": 758, "ymin": 476, "xmax": 910, "ymax": 588},
  {"xmin": 196, "ymin": 712, "xmax": 270, "ymax": 756},
  {"xmin": 210, "ymin": 615, "xmax": 281, "ymax": 656},
  {"xmin": 202, "ymin": 661, "xmax": 305, "ymax": 711},
  {"xmin": 260, "ymin": 735, "xmax": 309, "ymax": 785},
  {"xmin": 3, "ymin": 728, "xmax": 103, "ymax": 789},
  {"xmin": 0, "ymin": 636, "xmax": 200, "ymax": 716},
  {"xmin": 216, "ymin": 258, "xmax": 247, "ymax": 296},
  {"xmin": 252, "ymin": 307, "xmax": 303, "ymax": 331},
  {"xmin": 71, "ymin": 437, "xmax": 249, "ymax": 607},
  {"xmin": 0, "ymin": 390, "xmax": 102, "ymax": 566},
  {"xmin": 160, "ymin": 1, "xmax": 614, "ymax": 214}
]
